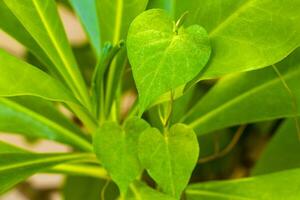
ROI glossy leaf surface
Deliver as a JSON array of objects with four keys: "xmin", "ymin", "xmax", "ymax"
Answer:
[{"xmin": 175, "ymin": 0, "xmax": 300, "ymax": 79}]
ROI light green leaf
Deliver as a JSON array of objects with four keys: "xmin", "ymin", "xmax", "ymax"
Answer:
[
  {"xmin": 0, "ymin": 49, "xmax": 78, "ymax": 104},
  {"xmin": 0, "ymin": 1, "xmax": 59, "ymax": 77},
  {"xmin": 186, "ymin": 168, "xmax": 300, "ymax": 200},
  {"xmin": 0, "ymin": 98, "xmax": 92, "ymax": 151},
  {"xmin": 252, "ymin": 119, "xmax": 300, "ymax": 175},
  {"xmin": 175, "ymin": 0, "xmax": 300, "ymax": 79},
  {"xmin": 3, "ymin": 0, "xmax": 90, "ymax": 107},
  {"xmin": 138, "ymin": 124, "xmax": 199, "ymax": 198},
  {"xmin": 0, "ymin": 147, "xmax": 89, "ymax": 194},
  {"xmin": 69, "ymin": 0, "xmax": 101, "ymax": 56},
  {"xmin": 11, "ymin": 96, "xmax": 83, "ymax": 136},
  {"xmin": 128, "ymin": 181, "xmax": 176, "ymax": 200},
  {"xmin": 183, "ymin": 48, "xmax": 300, "ymax": 135},
  {"xmin": 127, "ymin": 9, "xmax": 211, "ymax": 112},
  {"xmin": 93, "ymin": 118, "xmax": 150, "ymax": 194},
  {"xmin": 96, "ymin": 0, "xmax": 148, "ymax": 45}
]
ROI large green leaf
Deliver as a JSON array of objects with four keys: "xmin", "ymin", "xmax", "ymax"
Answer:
[
  {"xmin": 0, "ymin": 149, "xmax": 89, "ymax": 194},
  {"xmin": 127, "ymin": 9, "xmax": 211, "ymax": 112},
  {"xmin": 175, "ymin": 0, "xmax": 300, "ymax": 79},
  {"xmin": 138, "ymin": 124, "xmax": 199, "ymax": 198},
  {"xmin": 93, "ymin": 118, "xmax": 150, "ymax": 194},
  {"xmin": 10, "ymin": 96, "xmax": 83, "ymax": 136},
  {"xmin": 182, "ymin": 48, "xmax": 300, "ymax": 135},
  {"xmin": 0, "ymin": 98, "xmax": 92, "ymax": 151},
  {"xmin": 96, "ymin": 0, "xmax": 148, "ymax": 45},
  {"xmin": 186, "ymin": 168, "xmax": 300, "ymax": 200},
  {"xmin": 3, "ymin": 0, "xmax": 90, "ymax": 107},
  {"xmin": 252, "ymin": 119, "xmax": 300, "ymax": 175},
  {"xmin": 0, "ymin": 49, "xmax": 78, "ymax": 104},
  {"xmin": 69, "ymin": 0, "xmax": 101, "ymax": 56},
  {"xmin": 0, "ymin": 2, "xmax": 59, "ymax": 77}
]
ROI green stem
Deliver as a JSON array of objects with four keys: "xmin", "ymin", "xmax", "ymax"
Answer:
[
  {"xmin": 68, "ymin": 103, "xmax": 98, "ymax": 133},
  {"xmin": 49, "ymin": 163, "xmax": 108, "ymax": 179}
]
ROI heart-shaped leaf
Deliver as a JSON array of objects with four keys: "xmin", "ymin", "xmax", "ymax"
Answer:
[
  {"xmin": 127, "ymin": 9, "xmax": 211, "ymax": 113},
  {"xmin": 93, "ymin": 118, "xmax": 150, "ymax": 194},
  {"xmin": 138, "ymin": 123, "xmax": 199, "ymax": 198}
]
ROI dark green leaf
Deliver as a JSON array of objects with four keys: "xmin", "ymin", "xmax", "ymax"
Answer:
[
  {"xmin": 63, "ymin": 176, "xmax": 119, "ymax": 200},
  {"xmin": 252, "ymin": 119, "xmax": 300, "ymax": 175}
]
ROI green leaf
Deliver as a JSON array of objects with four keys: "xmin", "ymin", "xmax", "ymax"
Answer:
[
  {"xmin": 0, "ymin": 49, "xmax": 78, "ymax": 104},
  {"xmin": 0, "ymin": 1, "xmax": 59, "ymax": 77},
  {"xmin": 93, "ymin": 118, "xmax": 150, "ymax": 194},
  {"xmin": 0, "ymin": 141, "xmax": 26, "ymax": 153},
  {"xmin": 0, "ymin": 144, "xmax": 89, "ymax": 194},
  {"xmin": 0, "ymin": 98, "xmax": 92, "ymax": 151},
  {"xmin": 3, "ymin": 0, "xmax": 90, "ymax": 108},
  {"xmin": 63, "ymin": 176, "xmax": 119, "ymax": 200},
  {"xmin": 96, "ymin": 0, "xmax": 148, "ymax": 45},
  {"xmin": 138, "ymin": 124, "xmax": 199, "ymax": 198},
  {"xmin": 69, "ymin": 0, "xmax": 101, "ymax": 56},
  {"xmin": 11, "ymin": 96, "xmax": 83, "ymax": 136},
  {"xmin": 128, "ymin": 181, "xmax": 176, "ymax": 200},
  {"xmin": 127, "ymin": 9, "xmax": 211, "ymax": 112},
  {"xmin": 175, "ymin": 0, "xmax": 300, "ymax": 79},
  {"xmin": 186, "ymin": 168, "xmax": 300, "ymax": 200},
  {"xmin": 147, "ymin": 0, "xmax": 175, "ymax": 16},
  {"xmin": 252, "ymin": 119, "xmax": 300, "ymax": 175},
  {"xmin": 183, "ymin": 48, "xmax": 300, "ymax": 136}
]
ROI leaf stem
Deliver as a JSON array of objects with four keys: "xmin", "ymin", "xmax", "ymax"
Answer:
[
  {"xmin": 272, "ymin": 65, "xmax": 300, "ymax": 140},
  {"xmin": 174, "ymin": 11, "xmax": 189, "ymax": 33},
  {"xmin": 47, "ymin": 163, "xmax": 108, "ymax": 179},
  {"xmin": 198, "ymin": 125, "xmax": 246, "ymax": 164}
]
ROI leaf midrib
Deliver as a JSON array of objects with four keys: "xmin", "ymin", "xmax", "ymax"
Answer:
[
  {"xmin": 31, "ymin": 0, "xmax": 89, "ymax": 107},
  {"xmin": 0, "ymin": 98, "xmax": 92, "ymax": 151},
  {"xmin": 209, "ymin": 0, "xmax": 255, "ymax": 37},
  {"xmin": 188, "ymin": 66, "xmax": 300, "ymax": 131},
  {"xmin": 0, "ymin": 153, "xmax": 86, "ymax": 171}
]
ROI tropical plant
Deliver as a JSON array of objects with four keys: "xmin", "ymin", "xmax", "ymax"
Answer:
[{"xmin": 1, "ymin": 0, "xmax": 300, "ymax": 199}]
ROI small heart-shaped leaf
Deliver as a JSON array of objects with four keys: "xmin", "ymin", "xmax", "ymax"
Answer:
[
  {"xmin": 138, "ymin": 124, "xmax": 199, "ymax": 198},
  {"xmin": 93, "ymin": 118, "xmax": 149, "ymax": 194},
  {"xmin": 127, "ymin": 9, "xmax": 211, "ymax": 113}
]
